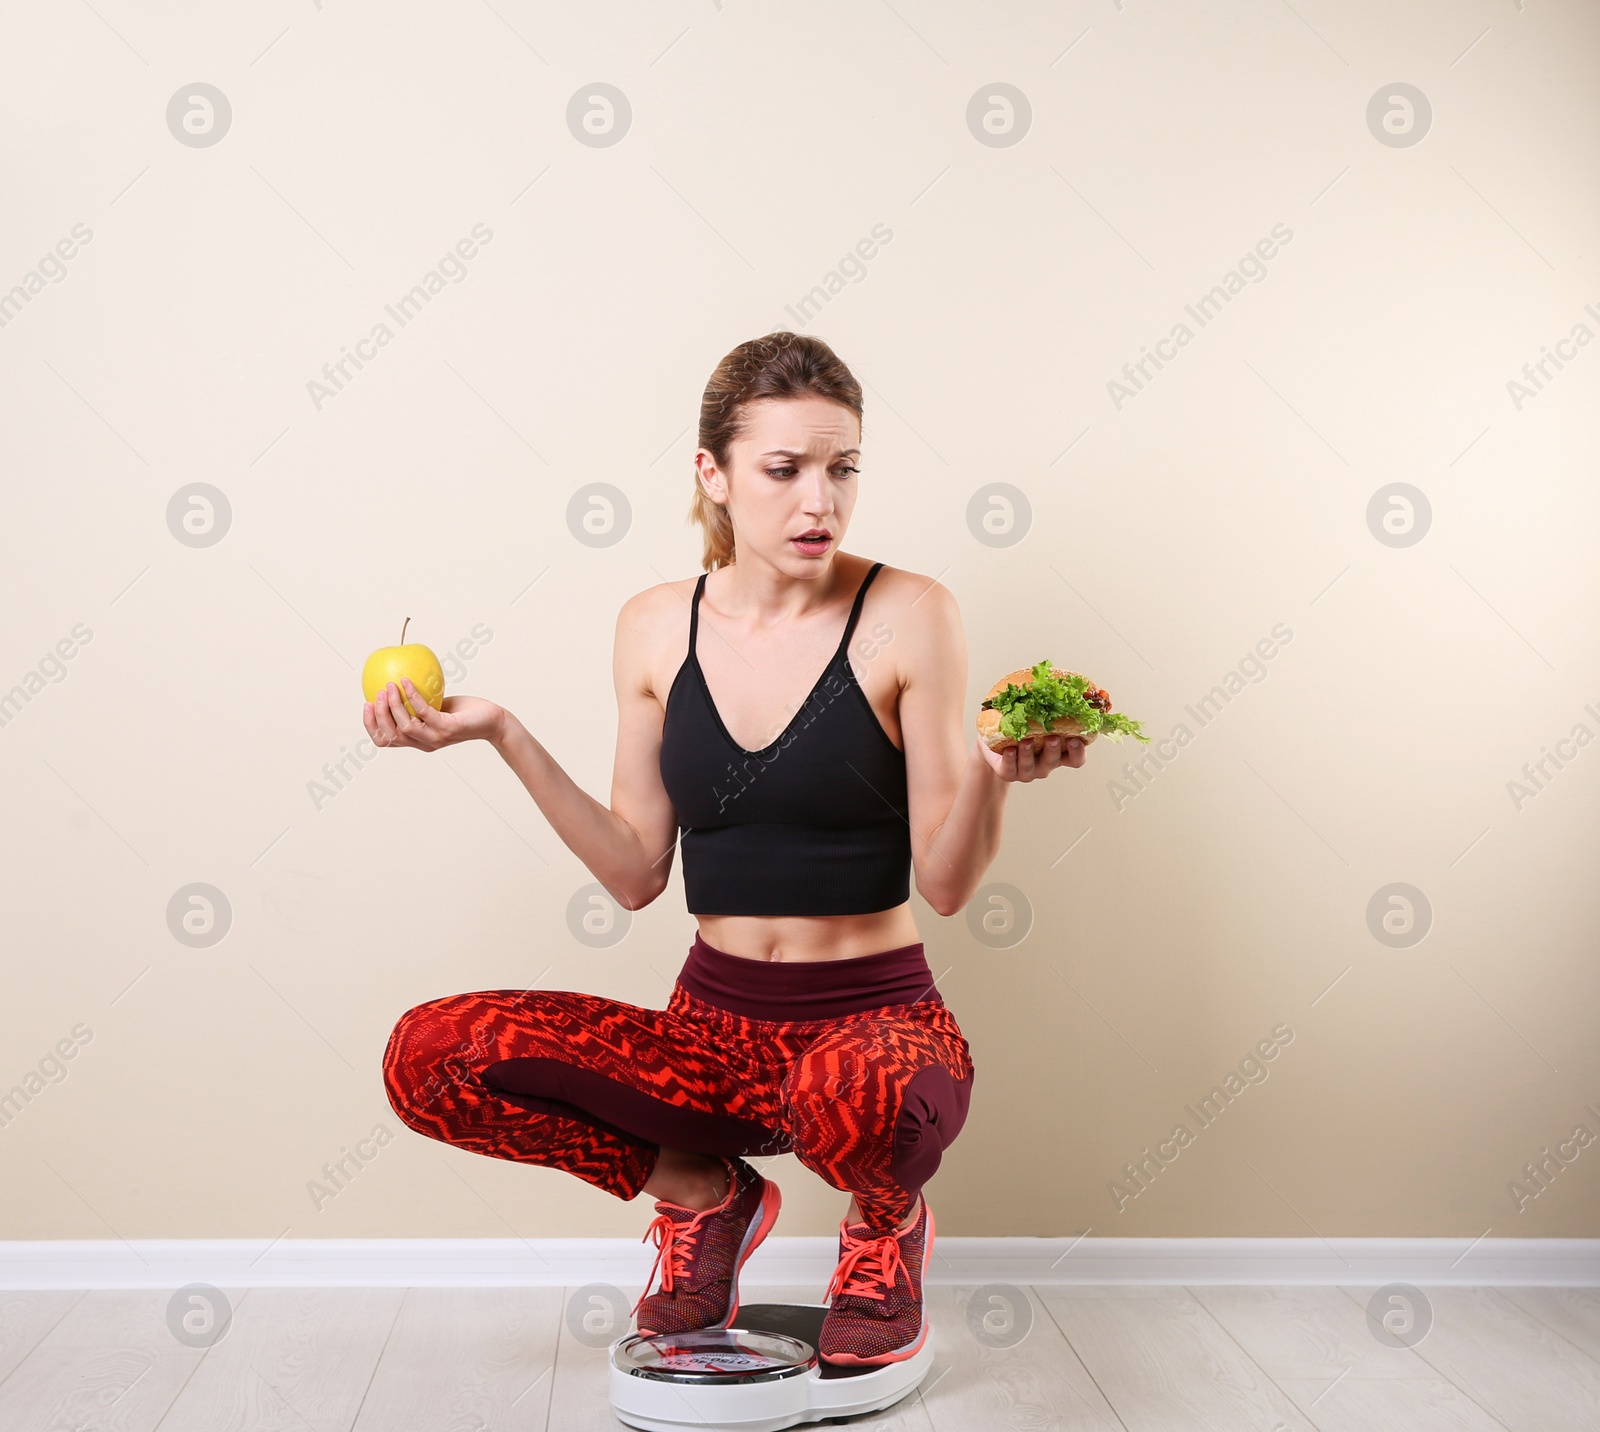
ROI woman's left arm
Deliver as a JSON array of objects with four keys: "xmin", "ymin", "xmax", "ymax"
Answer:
[{"xmin": 896, "ymin": 578, "xmax": 1086, "ymax": 917}]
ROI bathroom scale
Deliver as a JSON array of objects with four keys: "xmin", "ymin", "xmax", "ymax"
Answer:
[{"xmin": 608, "ymin": 1302, "xmax": 933, "ymax": 1431}]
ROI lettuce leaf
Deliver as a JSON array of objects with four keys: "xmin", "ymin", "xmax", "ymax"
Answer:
[{"xmin": 980, "ymin": 660, "xmax": 1150, "ymax": 744}]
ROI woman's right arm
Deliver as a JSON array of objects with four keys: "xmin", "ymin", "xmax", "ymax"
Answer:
[
  {"xmin": 491, "ymin": 589, "xmax": 679, "ymax": 907},
  {"xmin": 364, "ymin": 587, "xmax": 681, "ymax": 911}
]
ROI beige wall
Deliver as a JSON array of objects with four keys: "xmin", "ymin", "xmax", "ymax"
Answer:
[{"xmin": 2, "ymin": 0, "xmax": 1596, "ymax": 1243}]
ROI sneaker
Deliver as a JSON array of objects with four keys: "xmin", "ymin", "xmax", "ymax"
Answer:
[
  {"xmin": 817, "ymin": 1195, "xmax": 934, "ymax": 1366},
  {"xmin": 632, "ymin": 1156, "xmax": 782, "ymax": 1336}
]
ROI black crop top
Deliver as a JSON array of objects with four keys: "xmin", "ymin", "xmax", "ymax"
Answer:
[{"xmin": 658, "ymin": 561, "xmax": 912, "ymax": 916}]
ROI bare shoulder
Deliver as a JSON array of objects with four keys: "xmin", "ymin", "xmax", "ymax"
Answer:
[
  {"xmin": 614, "ymin": 574, "xmax": 701, "ymax": 704},
  {"xmin": 863, "ymin": 561, "xmax": 964, "ymax": 664}
]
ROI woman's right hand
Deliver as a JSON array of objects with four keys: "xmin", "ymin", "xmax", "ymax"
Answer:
[{"xmin": 363, "ymin": 679, "xmax": 505, "ymax": 752}]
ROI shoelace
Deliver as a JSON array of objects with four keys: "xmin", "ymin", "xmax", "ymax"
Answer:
[
  {"xmin": 632, "ymin": 1208, "xmax": 707, "ymax": 1315},
  {"xmin": 825, "ymin": 1222, "xmax": 908, "ymax": 1304}
]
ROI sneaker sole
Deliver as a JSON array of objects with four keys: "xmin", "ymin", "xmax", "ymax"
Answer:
[{"xmin": 819, "ymin": 1201, "xmax": 935, "ymax": 1367}]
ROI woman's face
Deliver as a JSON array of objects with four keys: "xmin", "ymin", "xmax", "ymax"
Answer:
[{"xmin": 696, "ymin": 395, "xmax": 861, "ymax": 570}]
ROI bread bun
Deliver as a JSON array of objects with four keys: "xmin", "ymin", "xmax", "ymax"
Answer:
[{"xmin": 976, "ymin": 666, "xmax": 1101, "ymax": 752}]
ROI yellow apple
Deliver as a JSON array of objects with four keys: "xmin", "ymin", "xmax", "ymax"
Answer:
[{"xmin": 362, "ymin": 618, "xmax": 445, "ymax": 719}]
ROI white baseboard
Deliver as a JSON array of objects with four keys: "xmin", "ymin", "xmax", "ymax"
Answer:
[{"xmin": 1, "ymin": 1237, "xmax": 1596, "ymax": 1289}]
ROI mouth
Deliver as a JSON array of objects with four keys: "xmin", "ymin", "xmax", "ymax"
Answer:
[{"xmin": 791, "ymin": 530, "xmax": 832, "ymax": 550}]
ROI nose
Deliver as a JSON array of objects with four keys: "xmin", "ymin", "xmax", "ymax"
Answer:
[{"xmin": 798, "ymin": 466, "xmax": 834, "ymax": 519}]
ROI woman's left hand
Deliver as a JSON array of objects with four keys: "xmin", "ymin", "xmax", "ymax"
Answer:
[{"xmin": 977, "ymin": 732, "xmax": 1086, "ymax": 782}]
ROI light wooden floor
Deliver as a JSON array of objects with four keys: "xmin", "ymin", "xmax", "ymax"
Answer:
[{"xmin": 2, "ymin": 1282, "xmax": 1596, "ymax": 1430}]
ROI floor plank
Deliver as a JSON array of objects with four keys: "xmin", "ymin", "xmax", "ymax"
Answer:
[
  {"xmin": 0, "ymin": 1288, "xmax": 217, "ymax": 1432},
  {"xmin": 1038, "ymin": 1285, "xmax": 1310, "ymax": 1431},
  {"xmin": 1498, "ymin": 1287, "xmax": 1600, "ymax": 1366},
  {"xmin": 546, "ymin": 1283, "xmax": 652, "ymax": 1432},
  {"xmin": 917, "ymin": 1285, "xmax": 1122, "ymax": 1432},
  {"xmin": 1277, "ymin": 1375, "xmax": 1512, "ymax": 1432},
  {"xmin": 353, "ymin": 1288, "xmax": 561, "ymax": 1432},
  {"xmin": 1341, "ymin": 1284, "xmax": 1600, "ymax": 1432},
  {"xmin": 1, "ymin": 1282, "xmax": 1591, "ymax": 1431},
  {"xmin": 0, "ymin": 1290, "xmax": 84, "ymax": 1384},
  {"xmin": 157, "ymin": 1287, "xmax": 403, "ymax": 1432},
  {"xmin": 1189, "ymin": 1285, "xmax": 1432, "ymax": 1381},
  {"xmin": 545, "ymin": 1316, "xmax": 623, "ymax": 1432}
]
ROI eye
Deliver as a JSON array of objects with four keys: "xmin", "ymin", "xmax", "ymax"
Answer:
[{"xmin": 763, "ymin": 464, "xmax": 861, "ymax": 479}]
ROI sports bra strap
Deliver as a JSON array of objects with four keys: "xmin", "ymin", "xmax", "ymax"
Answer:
[
  {"xmin": 837, "ymin": 561, "xmax": 884, "ymax": 657},
  {"xmin": 688, "ymin": 571, "xmax": 707, "ymax": 658}
]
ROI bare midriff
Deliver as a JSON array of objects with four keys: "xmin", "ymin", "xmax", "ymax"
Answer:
[{"xmin": 693, "ymin": 901, "xmax": 921, "ymax": 963}]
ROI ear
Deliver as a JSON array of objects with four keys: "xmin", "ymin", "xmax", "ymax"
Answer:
[{"xmin": 694, "ymin": 450, "xmax": 729, "ymax": 504}]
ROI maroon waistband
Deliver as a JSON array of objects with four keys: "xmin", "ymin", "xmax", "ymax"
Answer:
[{"xmin": 676, "ymin": 932, "xmax": 944, "ymax": 1023}]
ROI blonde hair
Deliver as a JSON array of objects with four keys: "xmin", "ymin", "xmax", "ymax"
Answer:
[{"xmin": 689, "ymin": 331, "xmax": 864, "ymax": 572}]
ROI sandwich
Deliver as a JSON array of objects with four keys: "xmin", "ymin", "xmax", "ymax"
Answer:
[{"xmin": 977, "ymin": 659, "xmax": 1150, "ymax": 751}]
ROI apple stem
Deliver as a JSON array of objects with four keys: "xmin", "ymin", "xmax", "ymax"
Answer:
[{"xmin": 400, "ymin": 617, "xmax": 410, "ymax": 645}]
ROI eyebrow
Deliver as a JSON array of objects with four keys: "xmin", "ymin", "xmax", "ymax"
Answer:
[{"xmin": 760, "ymin": 448, "xmax": 861, "ymax": 458}]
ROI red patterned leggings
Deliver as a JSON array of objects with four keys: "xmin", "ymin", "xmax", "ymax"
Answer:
[{"xmin": 381, "ymin": 938, "xmax": 975, "ymax": 1236}]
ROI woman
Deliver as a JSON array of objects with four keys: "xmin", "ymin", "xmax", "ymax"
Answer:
[{"xmin": 372, "ymin": 332, "xmax": 1083, "ymax": 1366}]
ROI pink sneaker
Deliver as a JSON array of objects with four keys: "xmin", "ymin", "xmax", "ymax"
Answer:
[
  {"xmin": 632, "ymin": 1157, "xmax": 782, "ymax": 1336},
  {"xmin": 818, "ymin": 1195, "xmax": 934, "ymax": 1366}
]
